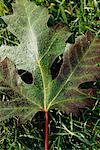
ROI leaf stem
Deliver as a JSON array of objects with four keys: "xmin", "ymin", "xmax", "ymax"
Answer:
[
  {"xmin": 38, "ymin": 61, "xmax": 47, "ymax": 109},
  {"xmin": 45, "ymin": 110, "xmax": 49, "ymax": 150}
]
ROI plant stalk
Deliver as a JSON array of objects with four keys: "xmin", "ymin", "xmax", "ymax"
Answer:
[{"xmin": 45, "ymin": 111, "xmax": 49, "ymax": 150}]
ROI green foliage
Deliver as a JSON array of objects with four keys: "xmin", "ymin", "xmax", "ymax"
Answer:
[
  {"xmin": 0, "ymin": 0, "xmax": 8, "ymax": 16},
  {"xmin": 33, "ymin": 0, "xmax": 100, "ymax": 34},
  {"xmin": 0, "ymin": 117, "xmax": 44, "ymax": 149},
  {"xmin": 49, "ymin": 104, "xmax": 100, "ymax": 149},
  {"xmin": 0, "ymin": 0, "xmax": 13, "ymax": 16}
]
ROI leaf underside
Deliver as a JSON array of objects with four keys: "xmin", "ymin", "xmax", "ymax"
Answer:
[{"xmin": 0, "ymin": 0, "xmax": 100, "ymax": 121}]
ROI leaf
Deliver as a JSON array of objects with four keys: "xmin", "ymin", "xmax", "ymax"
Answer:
[
  {"xmin": 0, "ymin": 0, "xmax": 99, "ymax": 122},
  {"xmin": 0, "ymin": 0, "xmax": 70, "ymax": 121}
]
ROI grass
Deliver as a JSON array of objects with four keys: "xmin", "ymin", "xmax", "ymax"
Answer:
[
  {"xmin": 0, "ymin": 0, "xmax": 100, "ymax": 149},
  {"xmin": 0, "ymin": 102, "xmax": 100, "ymax": 149},
  {"xmin": 33, "ymin": 0, "xmax": 100, "ymax": 35}
]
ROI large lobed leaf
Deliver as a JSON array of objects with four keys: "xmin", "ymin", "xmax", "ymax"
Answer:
[{"xmin": 0, "ymin": 0, "xmax": 100, "ymax": 121}]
